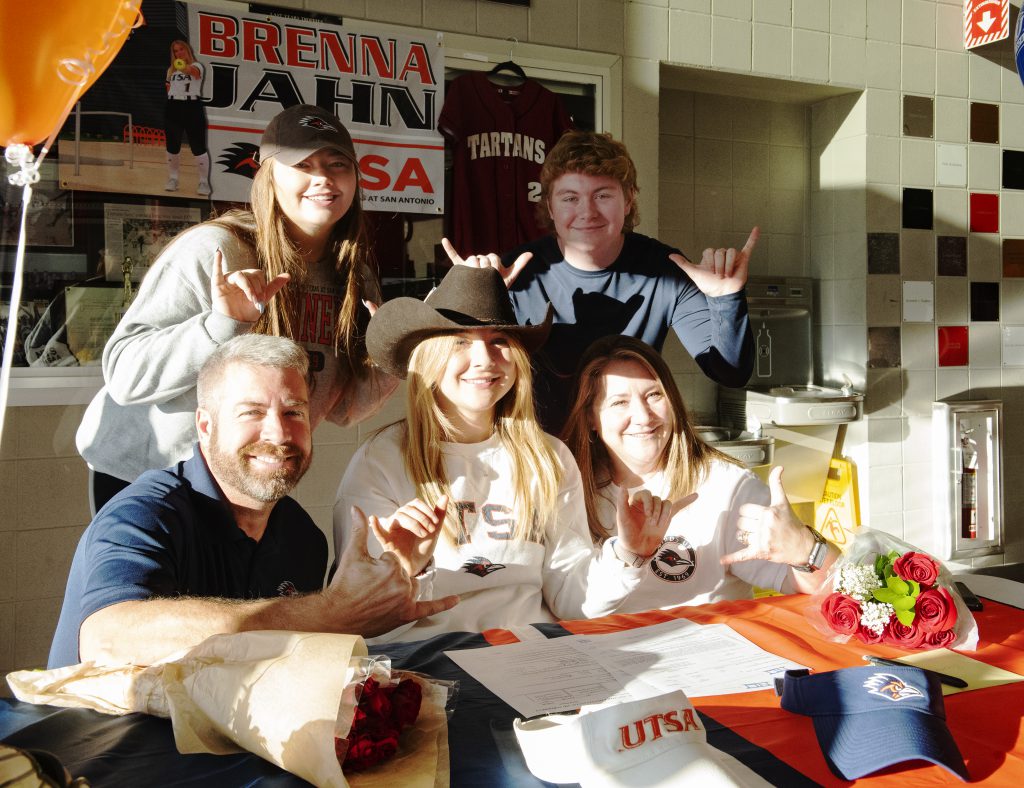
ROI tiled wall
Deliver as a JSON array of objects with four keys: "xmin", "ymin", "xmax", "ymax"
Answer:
[
  {"xmin": 7, "ymin": 0, "xmax": 1024, "ymax": 680},
  {"xmin": 644, "ymin": 0, "xmax": 1024, "ymax": 570},
  {"xmin": 0, "ymin": 406, "xmax": 90, "ymax": 686},
  {"xmin": 657, "ymin": 89, "xmax": 813, "ymax": 422}
]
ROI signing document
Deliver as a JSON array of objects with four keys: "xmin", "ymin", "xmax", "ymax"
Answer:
[{"xmin": 445, "ymin": 619, "xmax": 808, "ymax": 718}]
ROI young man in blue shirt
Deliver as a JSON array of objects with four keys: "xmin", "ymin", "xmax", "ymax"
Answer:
[{"xmin": 444, "ymin": 130, "xmax": 757, "ymax": 432}]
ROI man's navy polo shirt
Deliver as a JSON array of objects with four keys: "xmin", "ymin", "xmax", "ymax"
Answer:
[{"xmin": 48, "ymin": 446, "xmax": 327, "ymax": 668}]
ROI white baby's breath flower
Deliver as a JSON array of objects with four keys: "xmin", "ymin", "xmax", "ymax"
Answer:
[
  {"xmin": 859, "ymin": 600, "xmax": 895, "ymax": 635},
  {"xmin": 835, "ymin": 563, "xmax": 882, "ymax": 602}
]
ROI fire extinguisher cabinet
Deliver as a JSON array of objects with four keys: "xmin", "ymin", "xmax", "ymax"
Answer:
[{"xmin": 932, "ymin": 400, "xmax": 1004, "ymax": 560}]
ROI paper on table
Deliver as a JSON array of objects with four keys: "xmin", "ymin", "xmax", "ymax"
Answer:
[
  {"xmin": 893, "ymin": 647, "xmax": 1024, "ymax": 696},
  {"xmin": 444, "ymin": 618, "xmax": 807, "ymax": 719},
  {"xmin": 573, "ymin": 619, "xmax": 808, "ymax": 698},
  {"xmin": 445, "ymin": 635, "xmax": 645, "ymax": 718}
]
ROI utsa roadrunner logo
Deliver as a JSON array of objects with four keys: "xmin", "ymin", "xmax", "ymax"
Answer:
[
  {"xmin": 276, "ymin": 580, "xmax": 298, "ymax": 597},
  {"xmin": 651, "ymin": 536, "xmax": 696, "ymax": 582},
  {"xmin": 299, "ymin": 114, "xmax": 339, "ymax": 132},
  {"xmin": 218, "ymin": 142, "xmax": 260, "ymax": 180},
  {"xmin": 461, "ymin": 557, "xmax": 505, "ymax": 577},
  {"xmin": 863, "ymin": 673, "xmax": 924, "ymax": 701}
]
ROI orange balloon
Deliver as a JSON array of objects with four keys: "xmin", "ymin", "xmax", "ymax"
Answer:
[{"xmin": 0, "ymin": 0, "xmax": 143, "ymax": 148}]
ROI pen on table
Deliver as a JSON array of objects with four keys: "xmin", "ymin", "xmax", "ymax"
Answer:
[{"xmin": 862, "ymin": 655, "xmax": 968, "ymax": 689}]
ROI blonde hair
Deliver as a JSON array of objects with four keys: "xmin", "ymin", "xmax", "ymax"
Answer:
[
  {"xmin": 207, "ymin": 158, "xmax": 373, "ymax": 376},
  {"xmin": 167, "ymin": 40, "xmax": 197, "ymax": 82},
  {"xmin": 402, "ymin": 332, "xmax": 561, "ymax": 544},
  {"xmin": 561, "ymin": 336, "xmax": 738, "ymax": 544}
]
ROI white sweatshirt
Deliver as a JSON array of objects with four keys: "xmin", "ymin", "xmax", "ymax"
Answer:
[
  {"xmin": 334, "ymin": 424, "xmax": 644, "ymax": 642},
  {"xmin": 596, "ymin": 460, "xmax": 790, "ymax": 611}
]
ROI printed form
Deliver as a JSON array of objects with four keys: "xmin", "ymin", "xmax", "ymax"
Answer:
[{"xmin": 445, "ymin": 618, "xmax": 808, "ymax": 718}]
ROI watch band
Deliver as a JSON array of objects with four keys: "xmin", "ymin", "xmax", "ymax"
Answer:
[
  {"xmin": 793, "ymin": 526, "xmax": 828, "ymax": 573},
  {"xmin": 611, "ymin": 538, "xmax": 650, "ymax": 568}
]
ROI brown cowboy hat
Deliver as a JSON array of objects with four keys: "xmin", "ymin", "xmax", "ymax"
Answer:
[{"xmin": 367, "ymin": 266, "xmax": 553, "ymax": 378}]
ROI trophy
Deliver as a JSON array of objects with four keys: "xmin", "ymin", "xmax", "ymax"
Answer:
[{"xmin": 122, "ymin": 255, "xmax": 135, "ymax": 306}]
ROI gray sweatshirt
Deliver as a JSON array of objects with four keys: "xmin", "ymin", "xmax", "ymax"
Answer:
[{"xmin": 76, "ymin": 223, "xmax": 396, "ymax": 482}]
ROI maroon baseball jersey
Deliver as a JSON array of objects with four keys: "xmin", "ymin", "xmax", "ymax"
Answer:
[{"xmin": 439, "ymin": 71, "xmax": 572, "ymax": 255}]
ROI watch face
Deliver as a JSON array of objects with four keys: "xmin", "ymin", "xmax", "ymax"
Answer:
[{"xmin": 808, "ymin": 539, "xmax": 829, "ymax": 570}]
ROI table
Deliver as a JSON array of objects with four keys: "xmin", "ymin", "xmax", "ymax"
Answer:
[{"xmin": 3, "ymin": 593, "xmax": 1023, "ymax": 786}]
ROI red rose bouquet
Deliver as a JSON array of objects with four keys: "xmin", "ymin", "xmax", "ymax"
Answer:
[
  {"xmin": 807, "ymin": 529, "xmax": 979, "ymax": 651},
  {"xmin": 334, "ymin": 658, "xmax": 458, "ymax": 780},
  {"xmin": 337, "ymin": 675, "xmax": 422, "ymax": 772}
]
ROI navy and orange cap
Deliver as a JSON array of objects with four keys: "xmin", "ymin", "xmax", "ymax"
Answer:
[{"xmin": 778, "ymin": 666, "xmax": 968, "ymax": 782}]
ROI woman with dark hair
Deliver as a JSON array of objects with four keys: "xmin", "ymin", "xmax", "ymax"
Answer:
[
  {"xmin": 77, "ymin": 104, "xmax": 396, "ymax": 512},
  {"xmin": 562, "ymin": 335, "xmax": 836, "ymax": 609}
]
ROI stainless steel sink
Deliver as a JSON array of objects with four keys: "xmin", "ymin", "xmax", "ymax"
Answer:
[
  {"xmin": 695, "ymin": 426, "xmax": 774, "ymax": 468},
  {"xmin": 719, "ymin": 385, "xmax": 863, "ymax": 427}
]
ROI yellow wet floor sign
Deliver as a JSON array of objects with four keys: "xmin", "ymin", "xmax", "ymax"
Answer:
[
  {"xmin": 815, "ymin": 457, "xmax": 860, "ymax": 550},
  {"xmin": 754, "ymin": 457, "xmax": 861, "ymax": 597}
]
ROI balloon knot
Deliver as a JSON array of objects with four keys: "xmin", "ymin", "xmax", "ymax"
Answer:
[{"xmin": 5, "ymin": 145, "xmax": 41, "ymax": 187}]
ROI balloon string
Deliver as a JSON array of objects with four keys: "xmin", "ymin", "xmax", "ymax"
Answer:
[
  {"xmin": 0, "ymin": 0, "xmax": 145, "ymax": 447},
  {"xmin": 0, "ymin": 149, "xmax": 36, "ymax": 450}
]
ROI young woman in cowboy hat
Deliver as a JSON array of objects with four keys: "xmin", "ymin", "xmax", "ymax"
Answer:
[
  {"xmin": 77, "ymin": 104, "xmax": 396, "ymax": 512},
  {"xmin": 332, "ymin": 266, "xmax": 663, "ymax": 642},
  {"xmin": 562, "ymin": 335, "xmax": 836, "ymax": 610}
]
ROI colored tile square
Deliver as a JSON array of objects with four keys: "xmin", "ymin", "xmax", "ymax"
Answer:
[
  {"xmin": 868, "ymin": 326, "xmax": 901, "ymax": 369},
  {"xmin": 937, "ymin": 236, "xmax": 967, "ymax": 276},
  {"xmin": 902, "ymin": 188, "xmax": 933, "ymax": 230},
  {"xmin": 969, "ymin": 193, "xmax": 999, "ymax": 233},
  {"xmin": 868, "ymin": 232, "xmax": 900, "ymax": 274},
  {"xmin": 1004, "ymin": 239, "xmax": 1024, "ymax": 277},
  {"xmin": 937, "ymin": 144, "xmax": 967, "ymax": 187},
  {"xmin": 1003, "ymin": 326, "xmax": 1024, "ymax": 366},
  {"xmin": 903, "ymin": 281, "xmax": 934, "ymax": 322},
  {"xmin": 970, "ymin": 102, "xmax": 999, "ymax": 144},
  {"xmin": 938, "ymin": 326, "xmax": 969, "ymax": 366},
  {"xmin": 1003, "ymin": 150, "xmax": 1024, "ymax": 190},
  {"xmin": 903, "ymin": 95, "xmax": 933, "ymax": 138},
  {"xmin": 970, "ymin": 281, "xmax": 1000, "ymax": 321}
]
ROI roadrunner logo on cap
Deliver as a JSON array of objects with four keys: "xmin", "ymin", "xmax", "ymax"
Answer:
[
  {"xmin": 299, "ymin": 114, "xmax": 338, "ymax": 132},
  {"xmin": 863, "ymin": 672, "xmax": 925, "ymax": 702}
]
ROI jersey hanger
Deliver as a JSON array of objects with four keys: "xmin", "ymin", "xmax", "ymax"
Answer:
[{"xmin": 487, "ymin": 38, "xmax": 527, "ymax": 84}]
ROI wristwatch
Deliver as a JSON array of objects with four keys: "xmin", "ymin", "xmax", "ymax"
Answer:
[
  {"xmin": 611, "ymin": 538, "xmax": 651, "ymax": 568},
  {"xmin": 793, "ymin": 527, "xmax": 829, "ymax": 573}
]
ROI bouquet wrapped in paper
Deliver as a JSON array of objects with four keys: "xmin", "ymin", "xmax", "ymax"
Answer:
[
  {"xmin": 335, "ymin": 657, "xmax": 457, "ymax": 782},
  {"xmin": 7, "ymin": 631, "xmax": 455, "ymax": 787},
  {"xmin": 806, "ymin": 528, "xmax": 979, "ymax": 651}
]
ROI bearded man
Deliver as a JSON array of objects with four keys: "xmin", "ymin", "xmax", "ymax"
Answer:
[{"xmin": 48, "ymin": 334, "xmax": 457, "ymax": 668}]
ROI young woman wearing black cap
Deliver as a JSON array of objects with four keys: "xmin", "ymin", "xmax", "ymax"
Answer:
[{"xmin": 77, "ymin": 104, "xmax": 397, "ymax": 511}]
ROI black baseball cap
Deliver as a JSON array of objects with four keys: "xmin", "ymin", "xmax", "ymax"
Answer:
[{"xmin": 259, "ymin": 104, "xmax": 356, "ymax": 166}]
